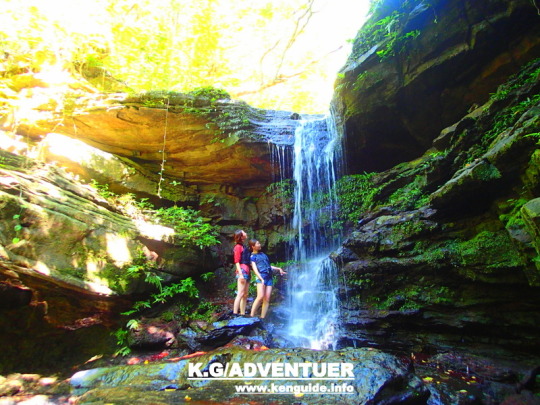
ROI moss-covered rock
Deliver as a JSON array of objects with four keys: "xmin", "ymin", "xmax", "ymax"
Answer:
[
  {"xmin": 335, "ymin": 0, "xmax": 540, "ymax": 173},
  {"xmin": 450, "ymin": 230, "xmax": 527, "ymax": 281},
  {"xmin": 430, "ymin": 159, "xmax": 503, "ymax": 211},
  {"xmin": 334, "ymin": 56, "xmax": 540, "ymax": 353},
  {"xmin": 70, "ymin": 346, "xmax": 428, "ymax": 404},
  {"xmin": 521, "ymin": 197, "xmax": 540, "ymax": 284}
]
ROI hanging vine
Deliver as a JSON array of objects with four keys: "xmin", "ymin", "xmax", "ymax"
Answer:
[{"xmin": 157, "ymin": 97, "xmax": 170, "ymax": 198}]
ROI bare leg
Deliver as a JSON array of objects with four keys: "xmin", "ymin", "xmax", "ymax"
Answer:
[
  {"xmin": 250, "ymin": 283, "xmax": 265, "ymax": 317},
  {"xmin": 260, "ymin": 285, "xmax": 273, "ymax": 319},
  {"xmin": 240, "ymin": 279, "xmax": 249, "ymax": 315},
  {"xmin": 233, "ymin": 277, "xmax": 246, "ymax": 314}
]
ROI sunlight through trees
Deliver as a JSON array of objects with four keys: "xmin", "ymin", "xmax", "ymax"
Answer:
[{"xmin": 0, "ymin": 0, "xmax": 369, "ymax": 113}]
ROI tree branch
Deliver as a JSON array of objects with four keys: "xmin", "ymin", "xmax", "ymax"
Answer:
[{"xmin": 233, "ymin": 45, "xmax": 344, "ymax": 98}]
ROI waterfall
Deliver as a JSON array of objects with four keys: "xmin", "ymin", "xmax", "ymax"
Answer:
[{"xmin": 280, "ymin": 106, "xmax": 345, "ymax": 350}]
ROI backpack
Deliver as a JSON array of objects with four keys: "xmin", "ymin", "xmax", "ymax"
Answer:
[{"xmin": 234, "ymin": 244, "xmax": 251, "ymax": 265}]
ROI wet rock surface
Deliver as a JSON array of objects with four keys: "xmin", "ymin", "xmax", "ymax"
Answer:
[
  {"xmin": 2, "ymin": 326, "xmax": 536, "ymax": 404},
  {"xmin": 69, "ymin": 346, "xmax": 428, "ymax": 405}
]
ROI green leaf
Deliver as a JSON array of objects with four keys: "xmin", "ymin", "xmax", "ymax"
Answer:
[
  {"xmin": 115, "ymin": 346, "xmax": 132, "ymax": 356},
  {"xmin": 126, "ymin": 319, "xmax": 140, "ymax": 330}
]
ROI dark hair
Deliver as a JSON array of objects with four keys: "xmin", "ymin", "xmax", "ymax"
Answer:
[
  {"xmin": 248, "ymin": 239, "xmax": 258, "ymax": 252},
  {"xmin": 234, "ymin": 229, "xmax": 245, "ymax": 244}
]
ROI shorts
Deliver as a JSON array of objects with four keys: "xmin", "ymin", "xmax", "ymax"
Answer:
[
  {"xmin": 236, "ymin": 264, "xmax": 251, "ymax": 281},
  {"xmin": 256, "ymin": 272, "xmax": 273, "ymax": 286}
]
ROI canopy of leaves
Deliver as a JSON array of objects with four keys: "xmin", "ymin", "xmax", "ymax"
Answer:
[{"xmin": 0, "ymin": 0, "xmax": 369, "ymax": 113}]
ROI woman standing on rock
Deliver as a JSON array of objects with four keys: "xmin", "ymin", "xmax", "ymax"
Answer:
[
  {"xmin": 249, "ymin": 239, "xmax": 287, "ymax": 319},
  {"xmin": 233, "ymin": 229, "xmax": 251, "ymax": 315}
]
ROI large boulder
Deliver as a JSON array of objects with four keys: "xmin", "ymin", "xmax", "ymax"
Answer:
[{"xmin": 70, "ymin": 346, "xmax": 429, "ymax": 404}]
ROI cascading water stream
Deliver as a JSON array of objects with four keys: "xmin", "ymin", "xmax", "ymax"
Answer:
[{"xmin": 273, "ymin": 106, "xmax": 345, "ymax": 350}]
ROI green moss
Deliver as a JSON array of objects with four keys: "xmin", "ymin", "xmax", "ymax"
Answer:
[
  {"xmin": 499, "ymin": 198, "xmax": 528, "ymax": 230},
  {"xmin": 0, "ymin": 150, "xmax": 33, "ymax": 170},
  {"xmin": 187, "ymin": 86, "xmax": 231, "ymax": 101},
  {"xmin": 386, "ymin": 175, "xmax": 429, "ymax": 210},
  {"xmin": 453, "ymin": 231, "xmax": 524, "ymax": 271},
  {"xmin": 483, "ymin": 90, "xmax": 540, "ymax": 148},
  {"xmin": 348, "ymin": 0, "xmax": 440, "ymax": 61},
  {"xmin": 347, "ymin": 276, "xmax": 374, "ymax": 289},
  {"xmin": 394, "ymin": 220, "xmax": 427, "ymax": 237},
  {"xmin": 376, "ymin": 29, "xmax": 421, "ymax": 60},
  {"xmin": 291, "ymin": 172, "xmax": 380, "ymax": 230},
  {"xmin": 490, "ymin": 58, "xmax": 540, "ymax": 101},
  {"xmin": 160, "ymin": 310, "xmax": 175, "ymax": 322},
  {"xmin": 99, "ymin": 262, "xmax": 130, "ymax": 293},
  {"xmin": 475, "ymin": 162, "xmax": 502, "ymax": 181},
  {"xmin": 351, "ymin": 71, "xmax": 385, "ymax": 92},
  {"xmin": 415, "ymin": 241, "xmax": 454, "ymax": 265},
  {"xmin": 125, "ymin": 90, "xmax": 258, "ymax": 142},
  {"xmin": 490, "ymin": 94, "xmax": 539, "ymax": 140},
  {"xmin": 371, "ymin": 284, "xmax": 453, "ymax": 311},
  {"xmin": 335, "ymin": 172, "xmax": 380, "ymax": 222},
  {"xmin": 456, "ymin": 59, "xmax": 540, "ymax": 166},
  {"xmin": 523, "ymin": 149, "xmax": 540, "ymax": 194}
]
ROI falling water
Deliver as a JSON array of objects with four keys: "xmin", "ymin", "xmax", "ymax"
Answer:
[{"xmin": 281, "ymin": 105, "xmax": 345, "ymax": 350}]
